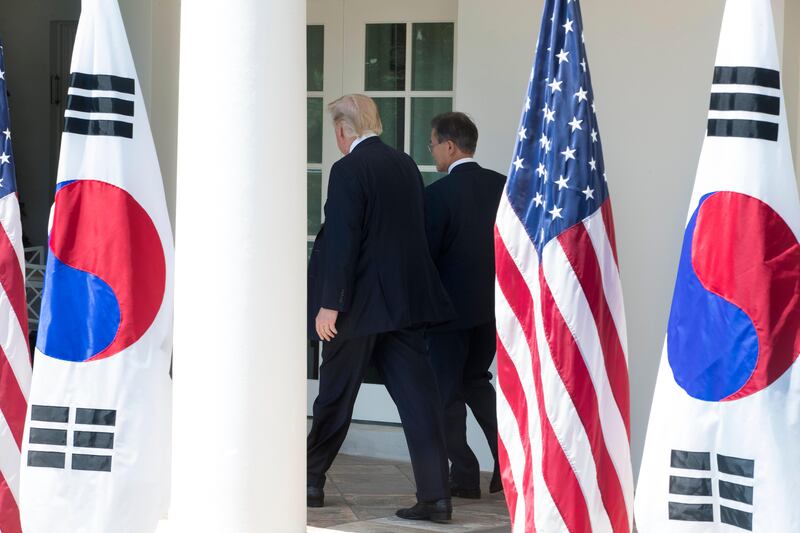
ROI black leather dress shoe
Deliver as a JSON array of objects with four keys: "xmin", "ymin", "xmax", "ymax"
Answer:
[
  {"xmin": 307, "ymin": 486, "xmax": 324, "ymax": 508},
  {"xmin": 489, "ymin": 467, "xmax": 504, "ymax": 494},
  {"xmin": 450, "ymin": 483, "xmax": 481, "ymax": 499},
  {"xmin": 396, "ymin": 498, "xmax": 452, "ymax": 523}
]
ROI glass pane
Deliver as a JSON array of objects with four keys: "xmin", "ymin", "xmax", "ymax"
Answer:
[
  {"xmin": 307, "ymin": 98, "xmax": 323, "ymax": 164},
  {"xmin": 307, "ymin": 25, "xmax": 324, "ymax": 91},
  {"xmin": 410, "ymin": 97, "xmax": 452, "ymax": 166},
  {"xmin": 365, "ymin": 23, "xmax": 406, "ymax": 91},
  {"xmin": 422, "ymin": 172, "xmax": 446, "ymax": 186},
  {"xmin": 374, "ymin": 97, "xmax": 405, "ymax": 151},
  {"xmin": 307, "ymin": 169, "xmax": 322, "ymax": 235},
  {"xmin": 412, "ymin": 23, "xmax": 454, "ymax": 91}
]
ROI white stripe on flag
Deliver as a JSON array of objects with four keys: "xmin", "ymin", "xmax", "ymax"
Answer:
[
  {"xmin": 63, "ymin": 110, "xmax": 133, "ymax": 123},
  {"xmin": 0, "ymin": 410, "xmax": 21, "ymax": 502},
  {"xmin": 496, "ymin": 195, "xmax": 609, "ymax": 532},
  {"xmin": 709, "ymin": 84, "xmax": 781, "ymax": 97},
  {"xmin": 0, "ymin": 197, "xmax": 26, "ymax": 279},
  {"xmin": 583, "ymin": 212, "xmax": 629, "ymax": 360},
  {"xmin": 706, "ymin": 109, "xmax": 779, "ymax": 122},
  {"xmin": 495, "ymin": 383, "xmax": 528, "ymax": 533},
  {"xmin": 496, "ymin": 286, "xmax": 568, "ymax": 533},
  {"xmin": 67, "ymin": 87, "xmax": 135, "ymax": 101},
  {"xmin": 543, "ymin": 236, "xmax": 634, "ymax": 517},
  {"xmin": 0, "ymin": 292, "xmax": 31, "ymax": 400}
]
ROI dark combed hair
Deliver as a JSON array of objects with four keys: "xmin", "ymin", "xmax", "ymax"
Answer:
[{"xmin": 430, "ymin": 112, "xmax": 478, "ymax": 154}]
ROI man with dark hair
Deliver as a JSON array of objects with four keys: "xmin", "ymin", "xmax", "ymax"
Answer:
[{"xmin": 425, "ymin": 112, "xmax": 506, "ymax": 499}]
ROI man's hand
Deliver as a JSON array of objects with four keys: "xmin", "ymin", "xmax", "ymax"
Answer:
[{"xmin": 316, "ymin": 307, "xmax": 339, "ymax": 341}]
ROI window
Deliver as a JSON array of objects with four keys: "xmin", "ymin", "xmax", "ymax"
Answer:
[
  {"xmin": 304, "ymin": 19, "xmax": 456, "ymax": 382},
  {"xmin": 307, "ymin": 24, "xmax": 324, "ymax": 379},
  {"xmin": 364, "ymin": 22, "xmax": 455, "ymax": 185}
]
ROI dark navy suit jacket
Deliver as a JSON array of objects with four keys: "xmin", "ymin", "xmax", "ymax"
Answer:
[
  {"xmin": 307, "ymin": 137, "xmax": 455, "ymax": 341},
  {"xmin": 424, "ymin": 161, "xmax": 507, "ymax": 332}
]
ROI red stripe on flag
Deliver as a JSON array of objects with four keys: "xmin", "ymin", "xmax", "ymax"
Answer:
[
  {"xmin": 497, "ymin": 431, "xmax": 520, "ymax": 527},
  {"xmin": 538, "ymin": 268, "xmax": 630, "ymax": 533},
  {"xmin": 496, "ymin": 335, "xmax": 536, "ymax": 531},
  {"xmin": 0, "ymin": 345, "xmax": 26, "ymax": 449},
  {"xmin": 0, "ymin": 469, "xmax": 21, "ymax": 533},
  {"xmin": 600, "ymin": 200, "xmax": 620, "ymax": 267},
  {"xmin": 0, "ymin": 226, "xmax": 28, "ymax": 348},
  {"xmin": 558, "ymin": 219, "xmax": 631, "ymax": 438},
  {"xmin": 495, "ymin": 232, "xmax": 591, "ymax": 533}
]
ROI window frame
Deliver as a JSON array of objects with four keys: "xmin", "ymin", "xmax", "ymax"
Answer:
[{"xmin": 361, "ymin": 21, "xmax": 457, "ymax": 177}]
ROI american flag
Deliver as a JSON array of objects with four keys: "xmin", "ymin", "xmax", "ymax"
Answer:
[
  {"xmin": 494, "ymin": 1, "xmax": 633, "ymax": 532},
  {"xmin": 0, "ymin": 40, "xmax": 31, "ymax": 533}
]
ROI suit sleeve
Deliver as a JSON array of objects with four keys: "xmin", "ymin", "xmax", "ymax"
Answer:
[
  {"xmin": 319, "ymin": 162, "xmax": 365, "ymax": 312},
  {"xmin": 424, "ymin": 184, "xmax": 447, "ymax": 264}
]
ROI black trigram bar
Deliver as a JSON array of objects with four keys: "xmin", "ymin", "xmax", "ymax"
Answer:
[
  {"xmin": 721, "ymin": 505, "xmax": 753, "ymax": 531},
  {"xmin": 668, "ymin": 502, "xmax": 713, "ymax": 522},
  {"xmin": 707, "ymin": 119, "xmax": 778, "ymax": 142},
  {"xmin": 73, "ymin": 431, "xmax": 114, "ymax": 449},
  {"xmin": 66, "ymin": 94, "xmax": 134, "ymax": 116},
  {"xmin": 72, "ymin": 454, "xmax": 112, "ymax": 472},
  {"xmin": 30, "ymin": 405, "xmax": 69, "ymax": 423},
  {"xmin": 671, "ymin": 450, "xmax": 711, "ymax": 471},
  {"xmin": 63, "ymin": 117, "xmax": 133, "ymax": 139},
  {"xmin": 710, "ymin": 93, "xmax": 780, "ymax": 116},
  {"xmin": 713, "ymin": 66, "xmax": 780, "ymax": 89},
  {"xmin": 719, "ymin": 480, "xmax": 754, "ymax": 505},
  {"xmin": 69, "ymin": 72, "xmax": 135, "ymax": 94},
  {"xmin": 75, "ymin": 408, "xmax": 117, "ymax": 426},
  {"xmin": 29, "ymin": 428, "xmax": 67, "ymax": 446},
  {"xmin": 717, "ymin": 454, "xmax": 755, "ymax": 478},
  {"xmin": 669, "ymin": 475, "xmax": 712, "ymax": 496},
  {"xmin": 28, "ymin": 450, "xmax": 65, "ymax": 469}
]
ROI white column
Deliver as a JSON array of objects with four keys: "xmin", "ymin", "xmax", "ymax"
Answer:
[
  {"xmin": 785, "ymin": 0, "xmax": 800, "ymax": 174},
  {"xmin": 166, "ymin": 0, "xmax": 307, "ymax": 531}
]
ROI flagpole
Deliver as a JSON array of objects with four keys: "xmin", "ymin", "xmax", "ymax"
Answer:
[{"xmin": 166, "ymin": 0, "xmax": 307, "ymax": 531}]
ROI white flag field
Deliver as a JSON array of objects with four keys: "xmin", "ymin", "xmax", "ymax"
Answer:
[
  {"xmin": 635, "ymin": 0, "xmax": 800, "ymax": 532},
  {"xmin": 18, "ymin": 0, "xmax": 175, "ymax": 532}
]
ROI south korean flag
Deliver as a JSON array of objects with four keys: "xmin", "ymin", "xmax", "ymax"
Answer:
[
  {"xmin": 19, "ymin": 0, "xmax": 175, "ymax": 532},
  {"xmin": 635, "ymin": 0, "xmax": 800, "ymax": 532}
]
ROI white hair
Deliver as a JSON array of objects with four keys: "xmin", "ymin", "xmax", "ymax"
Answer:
[{"xmin": 327, "ymin": 94, "xmax": 383, "ymax": 137}]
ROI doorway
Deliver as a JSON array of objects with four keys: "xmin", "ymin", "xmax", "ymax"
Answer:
[
  {"xmin": 306, "ymin": 0, "xmax": 458, "ymax": 424},
  {"xmin": 49, "ymin": 20, "xmax": 78, "ymax": 201}
]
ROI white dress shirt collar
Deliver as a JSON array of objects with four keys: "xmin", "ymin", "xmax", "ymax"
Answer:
[
  {"xmin": 448, "ymin": 157, "xmax": 477, "ymax": 174},
  {"xmin": 349, "ymin": 132, "xmax": 378, "ymax": 153}
]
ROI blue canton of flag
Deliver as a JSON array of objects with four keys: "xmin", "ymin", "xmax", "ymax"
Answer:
[
  {"xmin": 507, "ymin": 0, "xmax": 607, "ymax": 253},
  {"xmin": 0, "ymin": 42, "xmax": 17, "ymax": 199}
]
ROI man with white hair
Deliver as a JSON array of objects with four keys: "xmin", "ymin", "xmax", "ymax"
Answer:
[{"xmin": 306, "ymin": 94, "xmax": 456, "ymax": 523}]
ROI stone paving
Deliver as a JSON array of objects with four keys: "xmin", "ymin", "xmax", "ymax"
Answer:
[{"xmin": 307, "ymin": 454, "xmax": 511, "ymax": 533}]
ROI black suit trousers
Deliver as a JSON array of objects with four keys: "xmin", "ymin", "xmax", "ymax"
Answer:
[
  {"xmin": 427, "ymin": 321, "xmax": 499, "ymax": 488},
  {"xmin": 307, "ymin": 328, "xmax": 450, "ymax": 502}
]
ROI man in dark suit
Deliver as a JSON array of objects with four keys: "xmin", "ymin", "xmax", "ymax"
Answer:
[
  {"xmin": 424, "ymin": 112, "xmax": 506, "ymax": 499},
  {"xmin": 307, "ymin": 94, "xmax": 455, "ymax": 523}
]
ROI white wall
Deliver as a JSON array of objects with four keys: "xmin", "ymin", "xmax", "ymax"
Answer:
[
  {"xmin": 0, "ymin": 0, "xmax": 178, "ymax": 249},
  {"xmin": 116, "ymin": 0, "xmax": 180, "ymax": 231},
  {"xmin": 0, "ymin": 0, "xmax": 82, "ymax": 247},
  {"xmin": 148, "ymin": 0, "xmax": 180, "ymax": 232},
  {"xmin": 456, "ymin": 0, "xmax": 797, "ymax": 480},
  {"xmin": 118, "ymin": 0, "xmax": 153, "ymax": 104}
]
